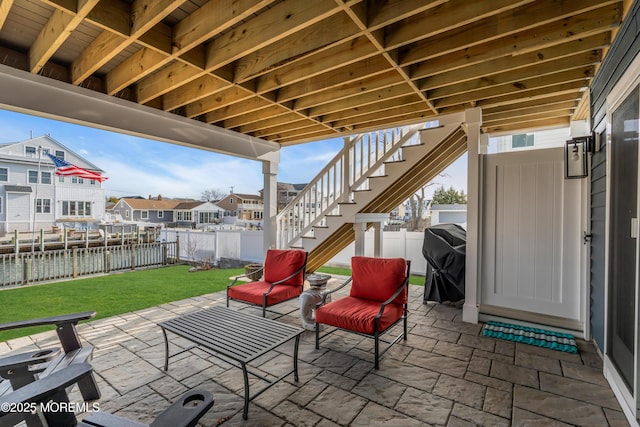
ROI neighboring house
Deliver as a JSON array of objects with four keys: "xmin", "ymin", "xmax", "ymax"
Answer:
[
  {"xmin": 260, "ymin": 182, "xmax": 307, "ymax": 209},
  {"xmin": 217, "ymin": 193, "xmax": 263, "ymax": 220},
  {"xmin": 0, "ymin": 135, "xmax": 106, "ymax": 235},
  {"xmin": 112, "ymin": 196, "xmax": 225, "ymax": 228},
  {"xmin": 174, "ymin": 200, "xmax": 224, "ymax": 228},
  {"xmin": 112, "ymin": 195, "xmax": 177, "ymax": 224},
  {"xmin": 429, "ymin": 204, "xmax": 467, "ymax": 226}
]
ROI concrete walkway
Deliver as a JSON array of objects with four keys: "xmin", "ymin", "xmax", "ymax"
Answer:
[{"xmin": 0, "ymin": 283, "xmax": 630, "ymax": 426}]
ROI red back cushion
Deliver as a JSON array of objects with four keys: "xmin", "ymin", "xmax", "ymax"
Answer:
[
  {"xmin": 350, "ymin": 257, "xmax": 408, "ymax": 304},
  {"xmin": 264, "ymin": 249, "xmax": 307, "ymax": 286}
]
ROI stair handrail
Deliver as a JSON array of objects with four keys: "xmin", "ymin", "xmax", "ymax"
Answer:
[{"xmin": 276, "ymin": 122, "xmax": 429, "ymax": 248}]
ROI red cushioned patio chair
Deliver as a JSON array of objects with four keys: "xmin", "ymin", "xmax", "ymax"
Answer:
[
  {"xmin": 227, "ymin": 249, "xmax": 308, "ymax": 317},
  {"xmin": 315, "ymin": 256, "xmax": 411, "ymax": 369}
]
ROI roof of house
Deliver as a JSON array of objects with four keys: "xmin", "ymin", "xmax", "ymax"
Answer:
[
  {"xmin": 120, "ymin": 198, "xmax": 186, "ymax": 210},
  {"xmin": 174, "ymin": 201, "xmax": 204, "ymax": 210},
  {"xmin": 0, "ymin": 135, "xmax": 104, "ymax": 171},
  {"xmin": 228, "ymin": 193, "xmax": 262, "ymax": 201}
]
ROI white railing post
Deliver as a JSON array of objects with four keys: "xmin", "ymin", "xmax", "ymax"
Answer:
[{"xmin": 341, "ymin": 136, "xmax": 351, "ymax": 202}]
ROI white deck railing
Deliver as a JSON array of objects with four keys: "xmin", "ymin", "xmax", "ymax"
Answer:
[{"xmin": 276, "ymin": 122, "xmax": 436, "ymax": 248}]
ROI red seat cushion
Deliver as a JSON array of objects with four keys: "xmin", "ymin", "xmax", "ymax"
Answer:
[
  {"xmin": 315, "ymin": 296, "xmax": 404, "ymax": 335},
  {"xmin": 350, "ymin": 257, "xmax": 408, "ymax": 304},
  {"xmin": 227, "ymin": 280, "xmax": 302, "ymax": 306},
  {"xmin": 264, "ymin": 249, "xmax": 307, "ymax": 286}
]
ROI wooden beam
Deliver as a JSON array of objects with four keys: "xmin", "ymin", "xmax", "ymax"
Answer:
[
  {"xmin": 205, "ymin": 1, "xmax": 341, "ymax": 71},
  {"xmin": 184, "ymin": 86, "xmax": 255, "ymax": 118},
  {"xmin": 472, "ymin": 80, "xmax": 589, "ymax": 110},
  {"xmin": 106, "ymin": 48, "xmax": 171, "ymax": 95},
  {"xmin": 331, "ymin": 102, "xmax": 430, "ymax": 129},
  {"xmin": 255, "ymin": 36, "xmax": 378, "ymax": 94},
  {"xmin": 209, "ymin": 103, "xmax": 292, "ymax": 127},
  {"xmin": 385, "ymin": 0, "xmax": 535, "ymax": 49},
  {"xmin": 162, "ymin": 74, "xmax": 230, "ymax": 112},
  {"xmin": 30, "ymin": 0, "xmax": 101, "ymax": 74},
  {"xmin": 484, "ymin": 107, "xmax": 576, "ymax": 126},
  {"xmin": 319, "ymin": 94, "xmax": 423, "ymax": 124},
  {"xmin": 232, "ymin": 112, "xmax": 308, "ymax": 133},
  {"xmin": 72, "ymin": 0, "xmax": 183, "ymax": 85},
  {"xmin": 484, "ymin": 117, "xmax": 571, "ymax": 134},
  {"xmin": 277, "ymin": 55, "xmax": 390, "ymax": 103},
  {"xmin": 308, "ymin": 83, "xmax": 414, "ymax": 117},
  {"xmin": 292, "ymin": 71, "xmax": 406, "ymax": 110},
  {"xmin": 234, "ymin": 13, "xmax": 360, "ymax": 82},
  {"xmin": 415, "ymin": 36, "xmax": 606, "ymax": 88},
  {"xmin": 401, "ymin": 1, "xmax": 620, "ymax": 66},
  {"xmin": 425, "ymin": 53, "xmax": 600, "ymax": 99},
  {"xmin": 483, "ymin": 94, "xmax": 582, "ymax": 116},
  {"xmin": 0, "ymin": 0, "xmax": 13, "ymax": 30},
  {"xmin": 432, "ymin": 68, "xmax": 593, "ymax": 108}
]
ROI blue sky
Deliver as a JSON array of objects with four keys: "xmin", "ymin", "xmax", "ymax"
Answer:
[{"xmin": 0, "ymin": 108, "xmax": 466, "ymax": 200}]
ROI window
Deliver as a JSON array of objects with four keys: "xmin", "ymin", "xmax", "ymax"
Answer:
[
  {"xmin": 125, "ymin": 210, "xmax": 130, "ymax": 218},
  {"xmin": 0, "ymin": 197, "xmax": 3, "ymax": 214},
  {"xmin": 72, "ymin": 177, "xmax": 78, "ymax": 184},
  {"xmin": 229, "ymin": 198, "xmax": 234, "ymax": 204},
  {"xmin": 199, "ymin": 212, "xmax": 217, "ymax": 223},
  {"xmin": 25, "ymin": 146, "xmax": 37, "ymax": 157},
  {"xmin": 41, "ymin": 172, "xmax": 51, "ymax": 184},
  {"xmin": 58, "ymin": 176, "xmax": 64, "ymax": 183},
  {"xmin": 61, "ymin": 200, "xmax": 92, "ymax": 217},
  {"xmin": 28, "ymin": 170, "xmax": 38, "ymax": 183},
  {"xmin": 512, "ymin": 133, "xmax": 534, "ymax": 148},
  {"xmin": 158, "ymin": 211, "xmax": 164, "ymax": 218},
  {"xmin": 36, "ymin": 198, "xmax": 51, "ymax": 213},
  {"xmin": 141, "ymin": 210, "xmax": 149, "ymax": 219},
  {"xmin": 0, "ymin": 168, "xmax": 7, "ymax": 181},
  {"xmin": 176, "ymin": 211, "xmax": 192, "ymax": 221},
  {"xmin": 90, "ymin": 179, "xmax": 96, "ymax": 185},
  {"xmin": 55, "ymin": 150, "xmax": 65, "ymax": 159},
  {"xmin": 253, "ymin": 211, "xmax": 263, "ymax": 220}
]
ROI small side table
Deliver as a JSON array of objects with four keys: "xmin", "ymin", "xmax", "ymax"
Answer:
[{"xmin": 300, "ymin": 273, "xmax": 332, "ymax": 330}]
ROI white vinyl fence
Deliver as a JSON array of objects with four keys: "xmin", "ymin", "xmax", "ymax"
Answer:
[{"xmin": 160, "ymin": 229, "xmax": 427, "ymax": 275}]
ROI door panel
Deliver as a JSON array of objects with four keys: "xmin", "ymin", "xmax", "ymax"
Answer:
[
  {"xmin": 608, "ymin": 85, "xmax": 639, "ymax": 392},
  {"xmin": 481, "ymin": 148, "xmax": 582, "ymax": 324}
]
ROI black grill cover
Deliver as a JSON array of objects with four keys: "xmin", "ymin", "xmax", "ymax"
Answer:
[{"xmin": 422, "ymin": 223, "xmax": 466, "ymax": 303}]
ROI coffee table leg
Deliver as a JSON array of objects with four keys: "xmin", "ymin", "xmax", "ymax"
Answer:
[
  {"xmin": 241, "ymin": 362, "xmax": 250, "ymax": 420},
  {"xmin": 162, "ymin": 329, "xmax": 169, "ymax": 371},
  {"xmin": 293, "ymin": 335, "xmax": 300, "ymax": 382}
]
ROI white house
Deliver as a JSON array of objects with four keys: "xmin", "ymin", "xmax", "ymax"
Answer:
[{"xmin": 0, "ymin": 135, "xmax": 106, "ymax": 235}]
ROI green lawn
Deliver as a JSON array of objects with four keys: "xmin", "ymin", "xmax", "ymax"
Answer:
[
  {"xmin": 0, "ymin": 265, "xmax": 243, "ymax": 342},
  {"xmin": 0, "ymin": 264, "xmax": 424, "ymax": 343},
  {"xmin": 316, "ymin": 266, "xmax": 424, "ymax": 286}
]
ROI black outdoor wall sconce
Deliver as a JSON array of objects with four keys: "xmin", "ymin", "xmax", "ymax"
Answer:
[{"xmin": 564, "ymin": 134, "xmax": 595, "ymax": 179}]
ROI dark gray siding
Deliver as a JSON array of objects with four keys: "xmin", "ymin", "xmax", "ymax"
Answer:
[
  {"xmin": 588, "ymin": 0, "xmax": 640, "ymax": 352},
  {"xmin": 590, "ymin": 145, "xmax": 607, "ymax": 352}
]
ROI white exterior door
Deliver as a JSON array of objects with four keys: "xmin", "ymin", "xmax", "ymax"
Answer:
[{"xmin": 481, "ymin": 148, "xmax": 583, "ymax": 327}]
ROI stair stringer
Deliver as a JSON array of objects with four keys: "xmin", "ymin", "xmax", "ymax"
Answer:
[{"xmin": 304, "ymin": 125, "xmax": 468, "ymax": 272}]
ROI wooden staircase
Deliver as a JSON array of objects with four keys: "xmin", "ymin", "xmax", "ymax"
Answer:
[{"xmin": 276, "ymin": 112, "xmax": 471, "ymax": 272}]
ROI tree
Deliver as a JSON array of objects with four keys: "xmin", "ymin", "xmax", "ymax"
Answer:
[
  {"xmin": 431, "ymin": 186, "xmax": 467, "ymax": 204},
  {"xmin": 405, "ymin": 174, "xmax": 447, "ymax": 231},
  {"xmin": 407, "ymin": 186, "xmax": 429, "ymax": 231},
  {"xmin": 201, "ymin": 188, "xmax": 226, "ymax": 202},
  {"xmin": 107, "ymin": 196, "xmax": 119, "ymax": 204}
]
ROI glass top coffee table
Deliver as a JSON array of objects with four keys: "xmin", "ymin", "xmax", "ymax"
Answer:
[{"xmin": 159, "ymin": 305, "xmax": 304, "ymax": 420}]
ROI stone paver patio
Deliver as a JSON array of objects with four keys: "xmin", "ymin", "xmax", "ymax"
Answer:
[{"xmin": 0, "ymin": 281, "xmax": 631, "ymax": 426}]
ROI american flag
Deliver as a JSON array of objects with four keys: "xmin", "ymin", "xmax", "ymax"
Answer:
[{"xmin": 46, "ymin": 153, "xmax": 108, "ymax": 182}]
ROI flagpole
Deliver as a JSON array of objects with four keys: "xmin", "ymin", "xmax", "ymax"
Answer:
[{"xmin": 31, "ymin": 146, "xmax": 43, "ymax": 253}]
